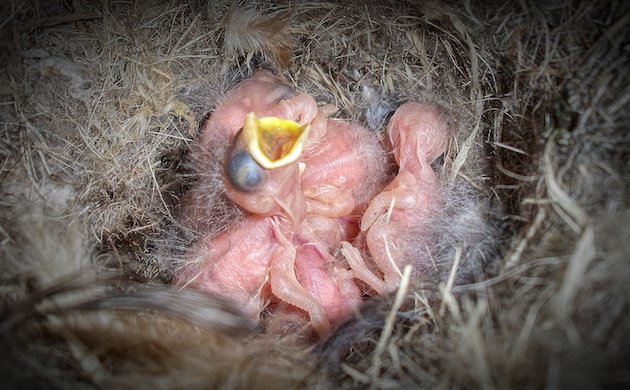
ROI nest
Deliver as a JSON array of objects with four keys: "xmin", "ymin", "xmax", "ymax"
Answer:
[{"xmin": 1, "ymin": 0, "xmax": 628, "ymax": 388}]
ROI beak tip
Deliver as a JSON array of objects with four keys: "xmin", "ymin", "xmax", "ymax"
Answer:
[{"xmin": 243, "ymin": 113, "xmax": 310, "ymax": 170}]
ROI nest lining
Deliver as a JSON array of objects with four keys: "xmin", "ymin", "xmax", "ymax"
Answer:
[{"xmin": 1, "ymin": 0, "xmax": 628, "ymax": 388}]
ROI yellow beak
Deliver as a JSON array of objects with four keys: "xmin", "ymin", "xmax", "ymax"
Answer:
[{"xmin": 242, "ymin": 112, "xmax": 310, "ymax": 169}]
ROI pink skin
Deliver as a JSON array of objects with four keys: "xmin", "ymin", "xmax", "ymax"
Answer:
[
  {"xmin": 301, "ymin": 120, "xmax": 372, "ymax": 218},
  {"xmin": 341, "ymin": 103, "xmax": 449, "ymax": 295},
  {"xmin": 180, "ymin": 70, "xmax": 380, "ymax": 334},
  {"xmin": 197, "ymin": 70, "xmax": 322, "ymax": 147},
  {"xmin": 179, "ymin": 70, "xmax": 447, "ymax": 335}
]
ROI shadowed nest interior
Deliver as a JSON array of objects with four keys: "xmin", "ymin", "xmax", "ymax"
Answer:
[{"xmin": 1, "ymin": 0, "xmax": 628, "ymax": 388}]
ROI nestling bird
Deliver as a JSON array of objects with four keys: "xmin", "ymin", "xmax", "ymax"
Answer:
[
  {"xmin": 341, "ymin": 103, "xmax": 449, "ymax": 295},
  {"xmin": 177, "ymin": 70, "xmax": 448, "ymax": 335}
]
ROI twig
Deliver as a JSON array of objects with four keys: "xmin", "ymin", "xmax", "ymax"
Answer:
[{"xmin": 368, "ymin": 265, "xmax": 412, "ymax": 388}]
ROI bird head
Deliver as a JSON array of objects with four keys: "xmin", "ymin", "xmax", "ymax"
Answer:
[{"xmin": 223, "ymin": 112, "xmax": 310, "ymax": 226}]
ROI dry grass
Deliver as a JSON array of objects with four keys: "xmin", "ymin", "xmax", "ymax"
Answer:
[{"xmin": 1, "ymin": 0, "xmax": 628, "ymax": 388}]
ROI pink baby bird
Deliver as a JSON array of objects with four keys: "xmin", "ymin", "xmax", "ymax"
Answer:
[{"xmin": 341, "ymin": 103, "xmax": 449, "ymax": 295}]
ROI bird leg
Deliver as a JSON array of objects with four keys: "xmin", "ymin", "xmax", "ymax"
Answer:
[
  {"xmin": 340, "ymin": 241, "xmax": 389, "ymax": 296},
  {"xmin": 268, "ymin": 219, "xmax": 330, "ymax": 335}
]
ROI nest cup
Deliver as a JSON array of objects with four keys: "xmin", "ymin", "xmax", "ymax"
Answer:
[{"xmin": 0, "ymin": 1, "xmax": 628, "ymax": 388}]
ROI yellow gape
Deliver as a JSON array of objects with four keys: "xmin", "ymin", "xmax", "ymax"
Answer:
[{"xmin": 242, "ymin": 112, "xmax": 310, "ymax": 169}]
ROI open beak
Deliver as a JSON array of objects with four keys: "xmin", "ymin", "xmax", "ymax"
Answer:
[{"xmin": 242, "ymin": 112, "xmax": 310, "ymax": 169}]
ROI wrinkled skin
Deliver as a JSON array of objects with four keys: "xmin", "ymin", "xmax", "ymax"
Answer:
[
  {"xmin": 178, "ymin": 70, "xmax": 447, "ymax": 335},
  {"xmin": 341, "ymin": 103, "xmax": 449, "ymax": 295}
]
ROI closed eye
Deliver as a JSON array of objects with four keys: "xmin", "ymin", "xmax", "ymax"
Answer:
[{"xmin": 225, "ymin": 130, "xmax": 266, "ymax": 192}]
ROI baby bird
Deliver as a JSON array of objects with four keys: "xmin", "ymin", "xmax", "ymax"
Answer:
[{"xmin": 341, "ymin": 103, "xmax": 449, "ymax": 295}]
